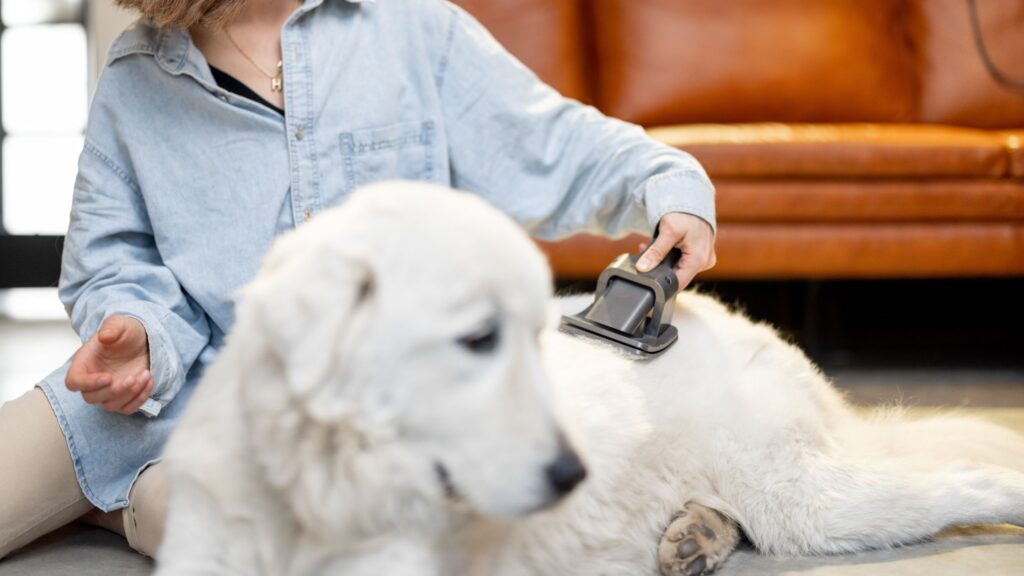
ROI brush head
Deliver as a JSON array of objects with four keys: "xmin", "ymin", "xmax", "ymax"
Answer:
[
  {"xmin": 559, "ymin": 249, "xmax": 681, "ymax": 358},
  {"xmin": 560, "ymin": 313, "xmax": 679, "ymax": 356}
]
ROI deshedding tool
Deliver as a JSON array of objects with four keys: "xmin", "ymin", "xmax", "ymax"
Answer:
[{"xmin": 560, "ymin": 247, "xmax": 682, "ymax": 357}]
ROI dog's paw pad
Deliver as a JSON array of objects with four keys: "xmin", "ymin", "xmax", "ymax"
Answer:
[{"xmin": 658, "ymin": 503, "xmax": 739, "ymax": 576}]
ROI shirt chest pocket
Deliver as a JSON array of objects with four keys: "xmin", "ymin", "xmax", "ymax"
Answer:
[{"xmin": 341, "ymin": 120, "xmax": 435, "ymax": 191}]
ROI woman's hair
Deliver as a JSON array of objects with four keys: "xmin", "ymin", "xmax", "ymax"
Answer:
[{"xmin": 114, "ymin": 0, "xmax": 247, "ymax": 28}]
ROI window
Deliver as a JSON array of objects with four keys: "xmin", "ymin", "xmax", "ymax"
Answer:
[{"xmin": 1, "ymin": 0, "xmax": 88, "ymax": 236}]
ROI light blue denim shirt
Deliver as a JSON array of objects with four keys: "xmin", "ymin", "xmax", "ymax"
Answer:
[{"xmin": 38, "ymin": 0, "xmax": 715, "ymax": 511}]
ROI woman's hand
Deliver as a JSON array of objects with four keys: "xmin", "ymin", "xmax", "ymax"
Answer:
[
  {"xmin": 636, "ymin": 212, "xmax": 717, "ymax": 289},
  {"xmin": 65, "ymin": 315, "xmax": 153, "ymax": 415}
]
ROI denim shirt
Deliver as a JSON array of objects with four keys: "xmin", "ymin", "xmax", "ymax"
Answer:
[{"xmin": 37, "ymin": 0, "xmax": 715, "ymax": 510}]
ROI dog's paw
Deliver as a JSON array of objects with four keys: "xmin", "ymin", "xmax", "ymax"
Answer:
[{"xmin": 658, "ymin": 503, "xmax": 739, "ymax": 576}]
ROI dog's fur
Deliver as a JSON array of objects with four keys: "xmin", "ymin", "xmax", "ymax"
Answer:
[{"xmin": 157, "ymin": 182, "xmax": 1024, "ymax": 576}]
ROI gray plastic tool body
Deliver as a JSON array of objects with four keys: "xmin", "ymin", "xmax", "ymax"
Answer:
[{"xmin": 560, "ymin": 249, "xmax": 682, "ymax": 357}]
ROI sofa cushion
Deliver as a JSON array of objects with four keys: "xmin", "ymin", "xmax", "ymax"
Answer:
[
  {"xmin": 538, "ymin": 224, "xmax": 1024, "ymax": 279},
  {"xmin": 911, "ymin": 0, "xmax": 1024, "ymax": 128},
  {"xmin": 649, "ymin": 124, "xmax": 1011, "ymax": 179},
  {"xmin": 710, "ymin": 223, "xmax": 1024, "ymax": 278},
  {"xmin": 1006, "ymin": 131, "xmax": 1024, "ymax": 178},
  {"xmin": 592, "ymin": 0, "xmax": 917, "ymax": 126},
  {"xmin": 451, "ymin": 0, "xmax": 589, "ymax": 101},
  {"xmin": 713, "ymin": 180, "xmax": 1024, "ymax": 223}
]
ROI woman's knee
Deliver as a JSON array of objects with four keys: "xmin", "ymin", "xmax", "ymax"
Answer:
[{"xmin": 123, "ymin": 462, "xmax": 169, "ymax": 558}]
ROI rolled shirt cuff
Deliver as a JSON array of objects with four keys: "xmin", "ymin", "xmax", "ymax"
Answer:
[
  {"xmin": 106, "ymin": 302, "xmax": 183, "ymax": 418},
  {"xmin": 640, "ymin": 169, "xmax": 717, "ymax": 236}
]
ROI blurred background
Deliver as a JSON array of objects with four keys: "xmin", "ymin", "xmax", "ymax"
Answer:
[
  {"xmin": 0, "ymin": 0, "xmax": 133, "ymax": 403},
  {"xmin": 0, "ymin": 0, "xmax": 1022, "ymax": 407}
]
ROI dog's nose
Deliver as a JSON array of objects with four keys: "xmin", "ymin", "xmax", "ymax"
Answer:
[{"xmin": 546, "ymin": 450, "xmax": 587, "ymax": 496}]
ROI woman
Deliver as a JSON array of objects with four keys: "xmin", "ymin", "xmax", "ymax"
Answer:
[{"xmin": 0, "ymin": 0, "xmax": 716, "ymax": 560}]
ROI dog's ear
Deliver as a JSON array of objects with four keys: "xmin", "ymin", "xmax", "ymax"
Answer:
[{"xmin": 241, "ymin": 242, "xmax": 376, "ymax": 400}]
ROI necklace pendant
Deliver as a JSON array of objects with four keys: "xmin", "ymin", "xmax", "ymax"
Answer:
[{"xmin": 271, "ymin": 76, "xmax": 283, "ymax": 92}]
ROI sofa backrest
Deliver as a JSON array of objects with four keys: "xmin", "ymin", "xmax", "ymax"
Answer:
[
  {"xmin": 911, "ymin": 0, "xmax": 1024, "ymax": 128},
  {"xmin": 452, "ymin": 0, "xmax": 1024, "ymax": 128},
  {"xmin": 451, "ymin": 0, "xmax": 589, "ymax": 102},
  {"xmin": 591, "ymin": 0, "xmax": 917, "ymax": 125}
]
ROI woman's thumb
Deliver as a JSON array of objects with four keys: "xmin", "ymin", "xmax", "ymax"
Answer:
[
  {"xmin": 637, "ymin": 234, "xmax": 675, "ymax": 272},
  {"xmin": 97, "ymin": 316, "xmax": 126, "ymax": 346}
]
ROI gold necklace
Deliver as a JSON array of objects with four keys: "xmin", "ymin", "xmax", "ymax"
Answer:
[{"xmin": 224, "ymin": 26, "xmax": 283, "ymax": 92}]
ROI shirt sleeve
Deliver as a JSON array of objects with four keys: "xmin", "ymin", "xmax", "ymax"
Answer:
[
  {"xmin": 433, "ymin": 2, "xmax": 716, "ymax": 240},
  {"xmin": 58, "ymin": 140, "xmax": 212, "ymax": 417}
]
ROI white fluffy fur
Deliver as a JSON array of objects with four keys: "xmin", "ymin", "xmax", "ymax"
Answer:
[{"xmin": 157, "ymin": 182, "xmax": 1024, "ymax": 576}]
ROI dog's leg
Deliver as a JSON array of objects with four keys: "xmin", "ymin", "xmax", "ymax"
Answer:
[
  {"xmin": 155, "ymin": 491, "xmax": 226, "ymax": 575},
  {"xmin": 734, "ymin": 456, "xmax": 1024, "ymax": 556},
  {"xmin": 658, "ymin": 503, "xmax": 740, "ymax": 576},
  {"xmin": 843, "ymin": 412, "xmax": 1024, "ymax": 474},
  {"xmin": 155, "ymin": 477, "xmax": 261, "ymax": 576}
]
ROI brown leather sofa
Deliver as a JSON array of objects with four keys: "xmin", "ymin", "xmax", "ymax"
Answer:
[{"xmin": 452, "ymin": 0, "xmax": 1024, "ymax": 279}]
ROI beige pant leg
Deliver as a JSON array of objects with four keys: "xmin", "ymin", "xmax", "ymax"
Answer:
[
  {"xmin": 122, "ymin": 462, "xmax": 168, "ymax": 558},
  {"xmin": 77, "ymin": 458, "xmax": 168, "ymax": 559},
  {"xmin": 0, "ymin": 388, "xmax": 93, "ymax": 560}
]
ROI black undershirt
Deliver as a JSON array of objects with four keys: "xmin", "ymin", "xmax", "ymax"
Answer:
[{"xmin": 210, "ymin": 65, "xmax": 285, "ymax": 115}]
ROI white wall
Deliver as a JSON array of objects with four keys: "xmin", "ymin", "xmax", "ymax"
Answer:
[{"xmin": 87, "ymin": 0, "xmax": 138, "ymax": 93}]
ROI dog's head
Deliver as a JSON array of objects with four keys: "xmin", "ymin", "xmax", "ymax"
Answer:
[{"xmin": 233, "ymin": 181, "xmax": 585, "ymax": 536}]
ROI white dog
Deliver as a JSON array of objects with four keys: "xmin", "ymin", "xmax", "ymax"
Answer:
[{"xmin": 156, "ymin": 181, "xmax": 1024, "ymax": 576}]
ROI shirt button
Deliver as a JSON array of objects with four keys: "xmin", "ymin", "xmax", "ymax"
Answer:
[
  {"xmin": 304, "ymin": 209, "xmax": 312, "ymax": 222},
  {"xmin": 218, "ymin": 94, "xmax": 228, "ymax": 102},
  {"xmin": 295, "ymin": 126, "xmax": 304, "ymax": 141}
]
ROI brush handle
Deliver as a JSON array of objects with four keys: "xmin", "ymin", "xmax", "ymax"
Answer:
[
  {"xmin": 650, "ymin": 224, "xmax": 684, "ymax": 270},
  {"xmin": 663, "ymin": 247, "xmax": 683, "ymax": 270}
]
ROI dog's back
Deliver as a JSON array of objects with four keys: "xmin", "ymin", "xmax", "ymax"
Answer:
[{"xmin": 452, "ymin": 291, "xmax": 1024, "ymax": 573}]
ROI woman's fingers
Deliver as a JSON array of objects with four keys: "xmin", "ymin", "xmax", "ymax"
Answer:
[
  {"xmin": 675, "ymin": 259, "xmax": 702, "ymax": 290},
  {"xmin": 65, "ymin": 367, "xmax": 113, "ymax": 392},
  {"xmin": 672, "ymin": 237, "xmax": 716, "ymax": 288},
  {"xmin": 113, "ymin": 374, "xmax": 153, "ymax": 415},
  {"xmin": 85, "ymin": 375, "xmax": 132, "ymax": 405},
  {"xmin": 68, "ymin": 320, "xmax": 152, "ymax": 413},
  {"xmin": 67, "ymin": 318, "xmax": 146, "ymax": 393},
  {"xmin": 642, "ymin": 212, "xmax": 717, "ymax": 289},
  {"xmin": 95, "ymin": 373, "xmax": 142, "ymax": 411},
  {"xmin": 674, "ymin": 248, "xmax": 709, "ymax": 289},
  {"xmin": 67, "ymin": 346, "xmax": 100, "ymax": 392},
  {"xmin": 85, "ymin": 369, "xmax": 145, "ymax": 406}
]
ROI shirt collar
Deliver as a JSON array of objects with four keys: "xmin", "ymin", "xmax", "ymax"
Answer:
[
  {"xmin": 109, "ymin": 0, "xmax": 376, "ymax": 74},
  {"xmin": 299, "ymin": 0, "xmax": 375, "ymax": 15}
]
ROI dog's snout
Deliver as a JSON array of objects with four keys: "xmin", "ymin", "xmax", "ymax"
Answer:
[{"xmin": 546, "ymin": 449, "xmax": 587, "ymax": 496}]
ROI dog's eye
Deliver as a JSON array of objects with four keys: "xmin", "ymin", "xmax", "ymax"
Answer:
[{"xmin": 458, "ymin": 325, "xmax": 500, "ymax": 354}]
